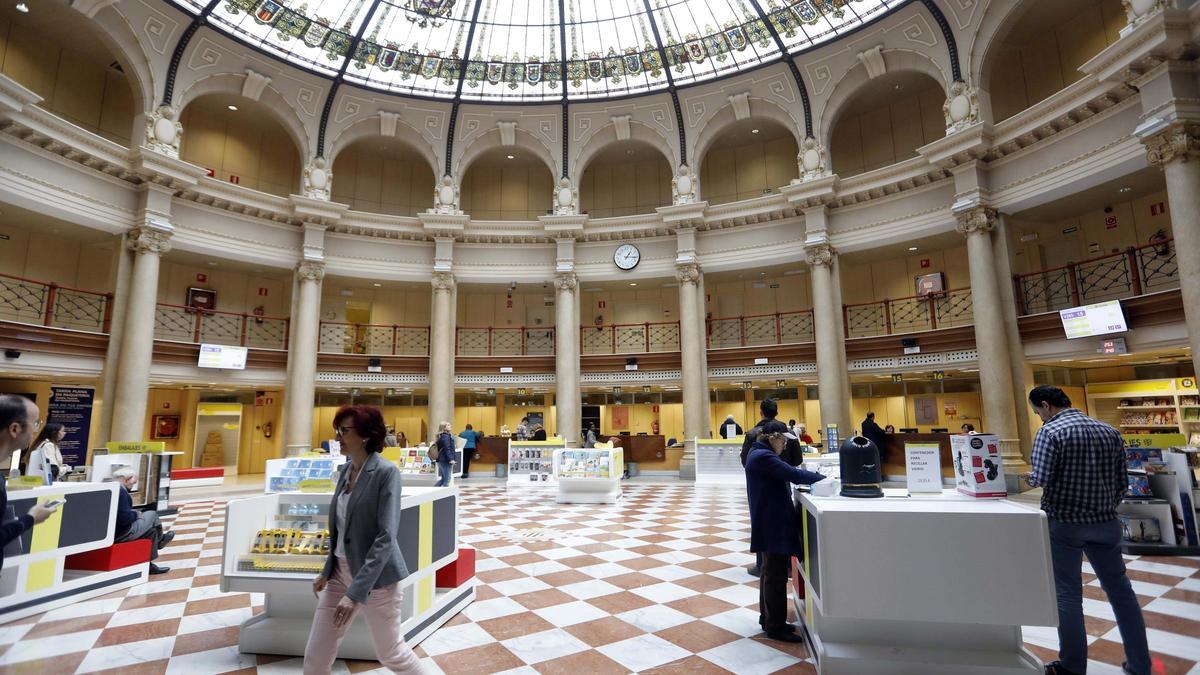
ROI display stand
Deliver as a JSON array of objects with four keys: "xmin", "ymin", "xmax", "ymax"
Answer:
[
  {"xmin": 263, "ymin": 455, "xmax": 346, "ymax": 493},
  {"xmin": 1119, "ymin": 447, "xmax": 1200, "ymax": 555},
  {"xmin": 803, "ymin": 452, "xmax": 840, "ymax": 481},
  {"xmin": 506, "ymin": 440, "xmax": 564, "ymax": 487},
  {"xmin": 0, "ymin": 482, "xmax": 146, "ymax": 623},
  {"xmin": 91, "ymin": 443, "xmax": 182, "ymax": 515},
  {"xmin": 793, "ymin": 488, "xmax": 1056, "ymax": 674},
  {"xmin": 553, "ymin": 447, "xmax": 623, "ymax": 503},
  {"xmin": 383, "ymin": 447, "xmax": 462, "ymax": 487},
  {"xmin": 694, "ymin": 438, "xmax": 745, "ymax": 485},
  {"xmin": 221, "ymin": 486, "xmax": 472, "ymax": 658}
]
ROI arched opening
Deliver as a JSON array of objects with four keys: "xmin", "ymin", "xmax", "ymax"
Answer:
[
  {"xmin": 984, "ymin": 0, "xmax": 1125, "ymax": 122},
  {"xmin": 579, "ymin": 140, "xmax": 673, "ymax": 218},
  {"xmin": 829, "ymin": 71, "xmax": 945, "ymax": 178},
  {"xmin": 699, "ymin": 118, "xmax": 799, "ymax": 205},
  {"xmin": 331, "ymin": 137, "xmax": 435, "ymax": 216},
  {"xmin": 459, "ymin": 147, "xmax": 554, "ymax": 221},
  {"xmin": 180, "ymin": 94, "xmax": 302, "ymax": 198},
  {"xmin": 0, "ymin": 2, "xmax": 136, "ymax": 145}
]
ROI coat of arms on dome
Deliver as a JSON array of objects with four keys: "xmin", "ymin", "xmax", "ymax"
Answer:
[
  {"xmin": 379, "ymin": 44, "xmax": 400, "ymax": 70},
  {"xmin": 667, "ymin": 42, "xmax": 688, "ymax": 69},
  {"xmin": 704, "ymin": 29, "xmax": 728, "ymax": 61},
  {"xmin": 812, "ymin": 0, "xmax": 846, "ymax": 19},
  {"xmin": 586, "ymin": 56, "xmax": 603, "ymax": 82},
  {"xmin": 526, "ymin": 59, "xmax": 543, "ymax": 85},
  {"xmin": 769, "ymin": 5, "xmax": 799, "ymax": 37},
  {"xmin": 325, "ymin": 30, "xmax": 352, "ymax": 60},
  {"xmin": 400, "ymin": 50, "xmax": 423, "ymax": 76},
  {"xmin": 504, "ymin": 59, "xmax": 523, "ymax": 89},
  {"xmin": 623, "ymin": 49, "xmax": 643, "ymax": 77},
  {"xmin": 405, "ymin": 0, "xmax": 457, "ymax": 28},
  {"xmin": 685, "ymin": 35, "xmax": 705, "ymax": 64},
  {"xmin": 745, "ymin": 19, "xmax": 771, "ymax": 46},
  {"xmin": 274, "ymin": 7, "xmax": 308, "ymax": 39},
  {"xmin": 441, "ymin": 57, "xmax": 460, "ymax": 85},
  {"xmin": 543, "ymin": 62, "xmax": 561, "ymax": 87},
  {"xmin": 603, "ymin": 49, "xmax": 622, "ymax": 83},
  {"xmin": 566, "ymin": 61, "xmax": 586, "ymax": 86},
  {"xmin": 643, "ymin": 47, "xmax": 662, "ymax": 77},
  {"xmin": 793, "ymin": 1, "xmax": 820, "ymax": 24},
  {"xmin": 464, "ymin": 60, "xmax": 485, "ymax": 86},
  {"xmin": 486, "ymin": 61, "xmax": 504, "ymax": 85},
  {"xmin": 302, "ymin": 20, "xmax": 331, "ymax": 47},
  {"xmin": 421, "ymin": 54, "xmax": 441, "ymax": 79},
  {"xmin": 224, "ymin": 0, "xmax": 258, "ymax": 15},
  {"xmin": 253, "ymin": 0, "xmax": 283, "ymax": 24},
  {"xmin": 724, "ymin": 25, "xmax": 747, "ymax": 51},
  {"xmin": 353, "ymin": 41, "xmax": 381, "ymax": 69}
]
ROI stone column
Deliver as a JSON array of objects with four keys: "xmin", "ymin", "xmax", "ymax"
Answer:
[
  {"xmin": 95, "ymin": 233, "xmax": 134, "ymax": 447},
  {"xmin": 831, "ymin": 253, "xmax": 852, "ymax": 432},
  {"xmin": 1143, "ymin": 122, "xmax": 1200, "ymax": 380},
  {"xmin": 555, "ymin": 272, "xmax": 581, "ymax": 446},
  {"xmin": 109, "ymin": 225, "xmax": 172, "ymax": 442},
  {"xmin": 677, "ymin": 261, "xmax": 704, "ymax": 479},
  {"xmin": 993, "ymin": 214, "xmax": 1035, "ymax": 454},
  {"xmin": 283, "ymin": 260, "xmax": 325, "ymax": 451},
  {"xmin": 956, "ymin": 205, "xmax": 1024, "ymax": 470},
  {"xmin": 428, "ymin": 271, "xmax": 456, "ymax": 441},
  {"xmin": 695, "ymin": 270, "xmax": 711, "ymax": 436},
  {"xmin": 806, "ymin": 243, "xmax": 851, "ymax": 441}
]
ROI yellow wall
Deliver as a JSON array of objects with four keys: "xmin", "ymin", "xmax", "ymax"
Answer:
[
  {"xmin": 459, "ymin": 165, "xmax": 553, "ymax": 221},
  {"xmin": 457, "ymin": 289, "xmax": 554, "ymax": 329},
  {"xmin": 158, "ymin": 261, "xmax": 290, "ymax": 317},
  {"xmin": 839, "ymin": 245, "xmax": 970, "ymax": 305},
  {"xmin": 321, "ymin": 283, "xmax": 430, "ymax": 326},
  {"xmin": 0, "ymin": 13, "xmax": 134, "ymax": 145},
  {"xmin": 580, "ymin": 157, "xmax": 673, "ymax": 218},
  {"xmin": 988, "ymin": 0, "xmax": 1124, "ymax": 122},
  {"xmin": 707, "ymin": 275, "xmax": 813, "ymax": 318},
  {"xmin": 830, "ymin": 81, "xmax": 945, "ymax": 177},
  {"xmin": 331, "ymin": 144, "xmax": 435, "ymax": 216},
  {"xmin": 0, "ymin": 226, "xmax": 115, "ymax": 291},
  {"xmin": 180, "ymin": 98, "xmax": 302, "ymax": 198},
  {"xmin": 701, "ymin": 131, "xmax": 800, "ymax": 205}
]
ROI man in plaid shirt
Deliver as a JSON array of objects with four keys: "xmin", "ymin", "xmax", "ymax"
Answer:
[{"xmin": 1027, "ymin": 385, "xmax": 1150, "ymax": 675}]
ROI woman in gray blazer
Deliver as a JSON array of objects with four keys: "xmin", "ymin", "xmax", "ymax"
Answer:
[{"xmin": 304, "ymin": 405, "xmax": 422, "ymax": 674}]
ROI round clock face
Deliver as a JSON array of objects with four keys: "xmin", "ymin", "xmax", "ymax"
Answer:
[{"xmin": 614, "ymin": 244, "xmax": 641, "ymax": 270}]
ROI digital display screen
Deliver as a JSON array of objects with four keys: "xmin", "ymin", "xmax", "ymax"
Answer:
[
  {"xmin": 1059, "ymin": 300, "xmax": 1128, "ymax": 339},
  {"xmin": 198, "ymin": 344, "xmax": 248, "ymax": 370}
]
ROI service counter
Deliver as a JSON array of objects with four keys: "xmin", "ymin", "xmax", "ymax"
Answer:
[
  {"xmin": 792, "ymin": 488, "xmax": 1056, "ymax": 674},
  {"xmin": 597, "ymin": 434, "xmax": 666, "ymax": 463},
  {"xmin": 881, "ymin": 433, "xmax": 954, "ymax": 480},
  {"xmin": 475, "ymin": 437, "xmax": 510, "ymax": 464},
  {"xmin": 221, "ymin": 485, "xmax": 472, "ymax": 658}
]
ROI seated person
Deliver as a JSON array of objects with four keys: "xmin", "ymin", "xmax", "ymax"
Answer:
[
  {"xmin": 112, "ymin": 467, "xmax": 175, "ymax": 574},
  {"xmin": 531, "ymin": 424, "xmax": 548, "ymax": 441}
]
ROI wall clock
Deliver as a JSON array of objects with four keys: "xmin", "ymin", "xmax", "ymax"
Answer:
[{"xmin": 614, "ymin": 244, "xmax": 641, "ymax": 270}]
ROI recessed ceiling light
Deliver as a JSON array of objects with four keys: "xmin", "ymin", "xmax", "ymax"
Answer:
[
  {"xmin": 373, "ymin": 283, "xmax": 381, "ymax": 287},
  {"xmin": 506, "ymin": 154, "xmax": 514, "ymax": 160},
  {"xmin": 207, "ymin": 261, "xmax": 219, "ymax": 267},
  {"xmin": 227, "ymin": 105, "xmax": 238, "ymax": 111},
  {"xmin": 15, "ymin": 3, "xmax": 28, "ymax": 12},
  {"xmin": 908, "ymin": 246, "xmax": 918, "ymax": 251},
  {"xmin": 751, "ymin": 128, "xmax": 760, "ymax": 134},
  {"xmin": 629, "ymin": 282, "xmax": 637, "ymax": 286},
  {"xmin": 1118, "ymin": 187, "xmax": 1132, "ymax": 193},
  {"xmin": 894, "ymin": 83, "xmax": 904, "ymax": 91}
]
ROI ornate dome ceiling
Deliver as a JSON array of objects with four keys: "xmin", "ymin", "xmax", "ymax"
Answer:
[{"xmin": 172, "ymin": 0, "xmax": 897, "ymax": 101}]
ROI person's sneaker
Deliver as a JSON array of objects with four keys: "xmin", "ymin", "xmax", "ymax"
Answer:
[
  {"xmin": 1045, "ymin": 662, "xmax": 1083, "ymax": 675},
  {"xmin": 148, "ymin": 563, "xmax": 170, "ymax": 575},
  {"xmin": 160, "ymin": 530, "xmax": 176, "ymax": 547},
  {"xmin": 766, "ymin": 630, "xmax": 804, "ymax": 643}
]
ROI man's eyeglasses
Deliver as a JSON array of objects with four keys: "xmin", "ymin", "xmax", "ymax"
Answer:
[{"xmin": 23, "ymin": 419, "xmax": 41, "ymax": 432}]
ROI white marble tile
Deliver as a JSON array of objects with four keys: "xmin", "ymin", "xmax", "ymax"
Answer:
[
  {"xmin": 515, "ymin": 560, "xmax": 570, "ymax": 577},
  {"xmin": 712, "ymin": 551, "xmax": 755, "ymax": 567},
  {"xmin": 704, "ymin": 608, "xmax": 764, "ymax": 638},
  {"xmin": 707, "ymin": 582, "xmax": 760, "ymax": 607},
  {"xmin": 487, "ymin": 545, "xmax": 533, "ymax": 558},
  {"xmin": 415, "ymin": 657, "xmax": 447, "ymax": 675},
  {"xmin": 629, "ymin": 581, "xmax": 694, "ymax": 604},
  {"xmin": 642, "ymin": 565, "xmax": 696, "ymax": 582},
  {"xmin": 532, "ymin": 600, "xmax": 609, "ymax": 627},
  {"xmin": 127, "ymin": 576, "xmax": 195, "ymax": 595},
  {"xmin": 176, "ymin": 607, "xmax": 254, "ymax": 635},
  {"xmin": 41, "ymin": 596, "xmax": 126, "ymax": 622},
  {"xmin": 77, "ymin": 636, "xmax": 175, "ymax": 672},
  {"xmin": 474, "ymin": 557, "xmax": 509, "ymax": 572},
  {"xmin": 0, "ymin": 622, "xmax": 33, "ymax": 646},
  {"xmin": 416, "ymin": 622, "xmax": 495, "ymax": 657},
  {"xmin": 710, "ymin": 566, "xmax": 758, "ymax": 584},
  {"xmin": 187, "ymin": 584, "xmax": 241, "ymax": 601},
  {"xmin": 649, "ymin": 550, "xmax": 702, "ymax": 565},
  {"xmin": 491, "ymin": 667, "xmax": 540, "ymax": 675},
  {"xmin": 591, "ymin": 548, "xmax": 642, "ymax": 562},
  {"xmin": 615, "ymin": 604, "xmax": 693, "ymax": 633},
  {"xmin": 1145, "ymin": 597, "xmax": 1200, "ymax": 623},
  {"xmin": 0, "ymin": 629, "xmax": 102, "ymax": 665},
  {"xmin": 107, "ymin": 602, "xmax": 188, "ymax": 627},
  {"xmin": 1124, "ymin": 627, "xmax": 1200, "ymax": 661},
  {"xmin": 1177, "ymin": 577, "xmax": 1200, "ymax": 593},
  {"xmin": 1081, "ymin": 597, "xmax": 1118, "ymax": 622},
  {"xmin": 462, "ymin": 596, "xmax": 527, "ymax": 622},
  {"xmin": 194, "ymin": 563, "xmax": 224, "ymax": 576},
  {"xmin": 699, "ymin": 637, "xmax": 802, "ymax": 675},
  {"xmin": 490, "ymin": 576, "xmax": 552, "ymax": 596},
  {"xmin": 500, "ymin": 628, "xmax": 590, "ymax": 665},
  {"xmin": 556, "ymin": 579, "xmax": 623, "ymax": 600},
  {"xmin": 166, "ymin": 646, "xmax": 258, "ymax": 675},
  {"xmin": 1125, "ymin": 560, "xmax": 1198, "ymax": 578},
  {"xmin": 596, "ymin": 633, "xmax": 690, "ymax": 672},
  {"xmin": 553, "ymin": 536, "xmax": 599, "ymax": 548},
  {"xmin": 534, "ymin": 547, "xmax": 584, "ymax": 561}
]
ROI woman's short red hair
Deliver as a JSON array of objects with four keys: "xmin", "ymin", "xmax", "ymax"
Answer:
[{"xmin": 333, "ymin": 405, "xmax": 387, "ymax": 453}]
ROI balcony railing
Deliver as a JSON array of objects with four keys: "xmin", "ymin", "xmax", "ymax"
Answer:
[
  {"xmin": 843, "ymin": 288, "xmax": 974, "ymax": 338},
  {"xmin": 1015, "ymin": 238, "xmax": 1178, "ymax": 315},
  {"xmin": 0, "ymin": 273, "xmax": 111, "ymax": 332},
  {"xmin": 318, "ymin": 322, "xmax": 430, "ymax": 356},
  {"xmin": 456, "ymin": 326, "xmax": 555, "ymax": 356},
  {"xmin": 154, "ymin": 304, "xmax": 289, "ymax": 350},
  {"xmin": 582, "ymin": 321, "xmax": 681, "ymax": 355},
  {"xmin": 707, "ymin": 310, "xmax": 815, "ymax": 348}
]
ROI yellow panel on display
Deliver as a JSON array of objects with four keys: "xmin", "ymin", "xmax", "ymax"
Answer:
[
  {"xmin": 25, "ymin": 558, "xmax": 58, "ymax": 593},
  {"xmin": 105, "ymin": 441, "xmax": 166, "ymax": 454},
  {"xmin": 198, "ymin": 403, "xmax": 243, "ymax": 415},
  {"xmin": 298, "ymin": 479, "xmax": 336, "ymax": 493},
  {"xmin": 418, "ymin": 501, "xmax": 434, "ymax": 612},
  {"xmin": 6, "ymin": 476, "xmax": 44, "ymax": 490},
  {"xmin": 1087, "ymin": 381, "xmax": 1176, "ymax": 395},
  {"xmin": 29, "ymin": 494, "xmax": 64, "ymax": 554},
  {"xmin": 1123, "ymin": 434, "xmax": 1187, "ymax": 448}
]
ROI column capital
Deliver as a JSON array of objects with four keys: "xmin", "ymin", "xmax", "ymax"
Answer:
[
  {"xmin": 431, "ymin": 271, "xmax": 456, "ymax": 292},
  {"xmin": 675, "ymin": 261, "xmax": 702, "ymax": 285},
  {"xmin": 1141, "ymin": 120, "xmax": 1200, "ymax": 167},
  {"xmin": 955, "ymin": 204, "xmax": 998, "ymax": 236},
  {"xmin": 804, "ymin": 242, "xmax": 837, "ymax": 268},
  {"xmin": 296, "ymin": 260, "xmax": 326, "ymax": 282},
  {"xmin": 126, "ymin": 225, "xmax": 172, "ymax": 256},
  {"xmin": 554, "ymin": 271, "xmax": 578, "ymax": 292}
]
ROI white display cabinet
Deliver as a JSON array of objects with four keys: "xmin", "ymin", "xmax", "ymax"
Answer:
[
  {"xmin": 263, "ymin": 455, "xmax": 346, "ymax": 493},
  {"xmin": 553, "ymin": 447, "xmax": 623, "ymax": 504},
  {"xmin": 384, "ymin": 447, "xmax": 461, "ymax": 487},
  {"xmin": 221, "ymin": 486, "xmax": 472, "ymax": 658},
  {"xmin": 507, "ymin": 440, "xmax": 564, "ymax": 487},
  {"xmin": 694, "ymin": 438, "xmax": 745, "ymax": 485},
  {"xmin": 793, "ymin": 489, "xmax": 1057, "ymax": 674}
]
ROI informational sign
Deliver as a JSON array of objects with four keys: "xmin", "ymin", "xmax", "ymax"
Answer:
[
  {"xmin": 915, "ymin": 272, "xmax": 945, "ymax": 297},
  {"xmin": 1100, "ymin": 337, "xmax": 1127, "ymax": 355},
  {"xmin": 105, "ymin": 441, "xmax": 166, "ymax": 454},
  {"xmin": 1059, "ymin": 300, "xmax": 1127, "ymax": 339},
  {"xmin": 905, "ymin": 443, "xmax": 943, "ymax": 494},
  {"xmin": 47, "ymin": 386, "xmax": 93, "ymax": 467},
  {"xmin": 198, "ymin": 343, "xmax": 248, "ymax": 370},
  {"xmin": 915, "ymin": 396, "xmax": 938, "ymax": 425},
  {"xmin": 825, "ymin": 423, "xmax": 839, "ymax": 450},
  {"xmin": 1122, "ymin": 433, "xmax": 1186, "ymax": 448},
  {"xmin": 943, "ymin": 401, "xmax": 958, "ymax": 416}
]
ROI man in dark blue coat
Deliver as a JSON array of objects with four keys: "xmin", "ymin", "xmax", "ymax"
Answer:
[{"xmin": 746, "ymin": 419, "xmax": 825, "ymax": 642}]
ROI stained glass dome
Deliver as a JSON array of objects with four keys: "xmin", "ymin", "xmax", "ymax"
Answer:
[{"xmin": 173, "ymin": 0, "xmax": 897, "ymax": 101}]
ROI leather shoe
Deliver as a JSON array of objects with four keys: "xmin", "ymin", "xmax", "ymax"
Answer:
[
  {"xmin": 747, "ymin": 566, "xmax": 761, "ymax": 577},
  {"xmin": 760, "ymin": 622, "xmax": 797, "ymax": 633},
  {"xmin": 766, "ymin": 630, "xmax": 804, "ymax": 643},
  {"xmin": 1045, "ymin": 662, "xmax": 1082, "ymax": 675},
  {"xmin": 149, "ymin": 563, "xmax": 170, "ymax": 575},
  {"xmin": 160, "ymin": 530, "xmax": 176, "ymax": 547}
]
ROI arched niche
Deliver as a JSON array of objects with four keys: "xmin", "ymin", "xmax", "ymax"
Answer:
[
  {"xmin": 698, "ymin": 118, "xmax": 799, "ymax": 206},
  {"xmin": 331, "ymin": 136, "xmax": 436, "ymax": 216},
  {"xmin": 0, "ymin": 2, "xmax": 139, "ymax": 145},
  {"xmin": 981, "ymin": 0, "xmax": 1125, "ymax": 123},
  {"xmin": 179, "ymin": 94, "xmax": 302, "ymax": 198},
  {"xmin": 579, "ymin": 140, "xmax": 673, "ymax": 218},
  {"xmin": 828, "ymin": 71, "xmax": 945, "ymax": 178},
  {"xmin": 459, "ymin": 146, "xmax": 554, "ymax": 221}
]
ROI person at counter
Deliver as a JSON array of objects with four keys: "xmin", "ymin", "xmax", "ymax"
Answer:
[
  {"xmin": 1026, "ymin": 386, "xmax": 1150, "ymax": 675},
  {"xmin": 795, "ymin": 424, "xmax": 814, "ymax": 445},
  {"xmin": 961, "ymin": 423, "xmax": 975, "ymax": 433},
  {"xmin": 861, "ymin": 412, "xmax": 887, "ymax": 453},
  {"xmin": 384, "ymin": 426, "xmax": 399, "ymax": 448},
  {"xmin": 0, "ymin": 395, "xmax": 58, "ymax": 568},
  {"xmin": 719, "ymin": 415, "xmax": 743, "ymax": 439},
  {"xmin": 583, "ymin": 423, "xmax": 598, "ymax": 448},
  {"xmin": 305, "ymin": 404, "xmax": 421, "ymax": 675},
  {"xmin": 745, "ymin": 420, "xmax": 825, "ymax": 643},
  {"xmin": 531, "ymin": 424, "xmax": 548, "ymax": 441},
  {"xmin": 516, "ymin": 417, "xmax": 530, "ymax": 440},
  {"xmin": 28, "ymin": 422, "xmax": 67, "ymax": 482},
  {"xmin": 458, "ymin": 424, "xmax": 482, "ymax": 479},
  {"xmin": 112, "ymin": 467, "xmax": 175, "ymax": 574}
]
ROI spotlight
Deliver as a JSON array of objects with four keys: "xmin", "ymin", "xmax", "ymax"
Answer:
[
  {"xmin": 506, "ymin": 154, "xmax": 514, "ymax": 160},
  {"xmin": 908, "ymin": 246, "xmax": 918, "ymax": 251},
  {"xmin": 751, "ymin": 128, "xmax": 760, "ymax": 134},
  {"xmin": 15, "ymin": 3, "xmax": 28, "ymax": 12}
]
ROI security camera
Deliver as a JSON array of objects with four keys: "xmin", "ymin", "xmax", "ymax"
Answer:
[
  {"xmin": 509, "ymin": 281, "xmax": 518, "ymax": 291},
  {"xmin": 3, "ymin": 349, "xmax": 19, "ymax": 359}
]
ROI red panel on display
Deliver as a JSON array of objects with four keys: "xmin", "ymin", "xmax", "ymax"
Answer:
[
  {"xmin": 65, "ymin": 539, "xmax": 151, "ymax": 572},
  {"xmin": 436, "ymin": 547, "xmax": 476, "ymax": 588},
  {"xmin": 173, "ymin": 467, "xmax": 225, "ymax": 480}
]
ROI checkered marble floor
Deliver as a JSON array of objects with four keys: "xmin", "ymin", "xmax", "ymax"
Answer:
[{"xmin": 0, "ymin": 483, "xmax": 1197, "ymax": 674}]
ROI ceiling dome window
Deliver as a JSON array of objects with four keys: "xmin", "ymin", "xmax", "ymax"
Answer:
[{"xmin": 173, "ymin": 0, "xmax": 897, "ymax": 101}]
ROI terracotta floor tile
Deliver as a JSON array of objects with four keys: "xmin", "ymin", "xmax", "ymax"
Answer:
[
  {"xmin": 585, "ymin": 590, "xmax": 655, "ymax": 615},
  {"xmin": 536, "ymin": 569, "xmax": 591, "ymax": 587},
  {"xmin": 172, "ymin": 625, "xmax": 241, "ymax": 656},
  {"xmin": 84, "ymin": 659, "xmax": 169, "ymax": 675},
  {"xmin": 345, "ymin": 658, "xmax": 385, "ymax": 672},
  {"xmin": 512, "ymin": 588, "xmax": 577, "ymax": 611},
  {"xmin": 665, "ymin": 594, "xmax": 738, "ymax": 619},
  {"xmin": 431, "ymin": 642, "xmax": 524, "ymax": 673},
  {"xmin": 564, "ymin": 616, "xmax": 644, "ymax": 647},
  {"xmin": 478, "ymin": 567, "xmax": 526, "ymax": 584},
  {"xmin": 1088, "ymin": 637, "xmax": 1195, "ymax": 675},
  {"xmin": 687, "ymin": 545, "xmax": 737, "ymax": 558},
  {"xmin": 675, "ymin": 574, "xmax": 736, "ymax": 593},
  {"xmin": 254, "ymin": 653, "xmax": 295, "ymax": 665},
  {"xmin": 0, "ymin": 650, "xmax": 88, "ymax": 674},
  {"xmin": 615, "ymin": 556, "xmax": 672, "ymax": 572},
  {"xmin": 522, "ymin": 540, "xmax": 560, "ymax": 552},
  {"xmin": 533, "ymin": 648, "xmax": 628, "ymax": 674},
  {"xmin": 119, "ymin": 589, "xmax": 191, "ymax": 611},
  {"xmin": 681, "ymin": 558, "xmax": 732, "ymax": 574},
  {"xmin": 23, "ymin": 613, "xmax": 112, "ymax": 639},
  {"xmin": 474, "ymin": 584, "xmax": 503, "ymax": 601},
  {"xmin": 445, "ymin": 611, "xmax": 473, "ymax": 627},
  {"xmin": 751, "ymin": 634, "xmax": 812, "ymax": 660},
  {"xmin": 605, "ymin": 571, "xmax": 662, "ymax": 590},
  {"xmin": 556, "ymin": 554, "xmax": 607, "ymax": 568},
  {"xmin": 498, "ymin": 551, "xmax": 549, "ymax": 567},
  {"xmin": 770, "ymin": 662, "xmax": 819, "ymax": 674},
  {"xmin": 191, "ymin": 573, "xmax": 221, "ymax": 587},
  {"xmin": 573, "ymin": 543, "xmax": 617, "ymax": 554},
  {"xmin": 471, "ymin": 538, "xmax": 511, "ymax": 550},
  {"xmin": 1163, "ymin": 588, "xmax": 1200, "ymax": 604},
  {"xmin": 1125, "ymin": 569, "xmax": 1188, "ymax": 587},
  {"xmin": 626, "ymin": 544, "xmax": 673, "ymax": 556},
  {"xmin": 1024, "ymin": 642, "xmax": 1058, "ymax": 664},
  {"xmin": 96, "ymin": 618, "xmax": 181, "ymax": 647},
  {"xmin": 1141, "ymin": 607, "xmax": 1200, "ymax": 638},
  {"xmin": 639, "ymin": 654, "xmax": 736, "ymax": 674},
  {"xmin": 655, "ymin": 620, "xmax": 741, "ymax": 652},
  {"xmin": 477, "ymin": 610, "xmax": 555, "ymax": 641},
  {"xmin": 183, "ymin": 593, "xmax": 251, "ymax": 616}
]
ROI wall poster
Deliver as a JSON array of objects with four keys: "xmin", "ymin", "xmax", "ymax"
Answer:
[
  {"xmin": 914, "ymin": 396, "xmax": 938, "ymax": 425},
  {"xmin": 47, "ymin": 386, "xmax": 94, "ymax": 467}
]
